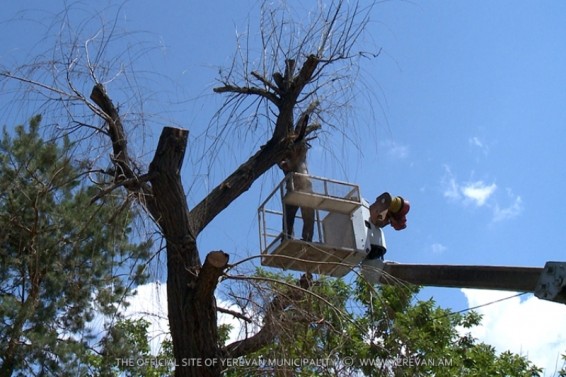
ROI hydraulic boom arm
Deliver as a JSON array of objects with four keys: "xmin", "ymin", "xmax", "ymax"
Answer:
[{"xmin": 375, "ymin": 261, "xmax": 566, "ymax": 305}]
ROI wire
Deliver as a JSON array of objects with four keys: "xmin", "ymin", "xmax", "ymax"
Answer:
[
  {"xmin": 432, "ymin": 292, "xmax": 529, "ymax": 320},
  {"xmin": 460, "ymin": 292, "xmax": 528, "ymax": 314}
]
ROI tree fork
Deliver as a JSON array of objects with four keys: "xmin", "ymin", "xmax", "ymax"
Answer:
[
  {"xmin": 89, "ymin": 84, "xmax": 312, "ymax": 376},
  {"xmin": 147, "ymin": 127, "xmax": 218, "ymax": 376}
]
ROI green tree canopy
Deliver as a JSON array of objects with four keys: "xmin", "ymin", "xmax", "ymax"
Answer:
[
  {"xmin": 0, "ymin": 116, "xmax": 152, "ymax": 376},
  {"xmin": 221, "ymin": 270, "xmax": 543, "ymax": 377}
]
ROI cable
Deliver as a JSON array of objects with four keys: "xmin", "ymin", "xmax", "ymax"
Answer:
[
  {"xmin": 432, "ymin": 292, "xmax": 528, "ymax": 320},
  {"xmin": 459, "ymin": 292, "xmax": 528, "ymax": 314}
]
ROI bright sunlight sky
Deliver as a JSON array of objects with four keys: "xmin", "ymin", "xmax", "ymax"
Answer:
[{"xmin": 2, "ymin": 1, "xmax": 566, "ymax": 375}]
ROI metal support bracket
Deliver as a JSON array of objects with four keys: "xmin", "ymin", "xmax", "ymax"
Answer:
[{"xmin": 535, "ymin": 261, "xmax": 566, "ymax": 304}]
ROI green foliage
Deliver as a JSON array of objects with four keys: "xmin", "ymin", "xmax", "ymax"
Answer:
[
  {"xmin": 0, "ymin": 116, "xmax": 152, "ymax": 376},
  {"xmin": 86, "ymin": 318, "xmax": 174, "ymax": 377},
  {"xmin": 218, "ymin": 323, "xmax": 234, "ymax": 347},
  {"xmin": 223, "ymin": 269, "xmax": 543, "ymax": 377},
  {"xmin": 225, "ymin": 272, "xmax": 358, "ymax": 376}
]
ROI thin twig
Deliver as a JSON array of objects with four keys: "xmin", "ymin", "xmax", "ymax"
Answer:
[
  {"xmin": 90, "ymin": 172, "xmax": 156, "ymax": 204},
  {"xmin": 217, "ymin": 306, "xmax": 253, "ymax": 323}
]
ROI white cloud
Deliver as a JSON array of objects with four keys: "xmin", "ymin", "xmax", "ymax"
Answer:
[
  {"xmin": 124, "ymin": 282, "xmax": 244, "ymax": 354},
  {"xmin": 443, "ymin": 177, "xmax": 461, "ymax": 201},
  {"xmin": 462, "ymin": 289, "xmax": 566, "ymax": 375},
  {"xmin": 441, "ymin": 166, "xmax": 462, "ymax": 201},
  {"xmin": 469, "ymin": 137, "xmax": 484, "ymax": 148},
  {"xmin": 461, "ymin": 181, "xmax": 497, "ymax": 207},
  {"xmin": 441, "ymin": 167, "xmax": 522, "ymax": 222},
  {"xmin": 442, "ymin": 167, "xmax": 496, "ymax": 207},
  {"xmin": 123, "ymin": 282, "xmax": 169, "ymax": 354},
  {"xmin": 381, "ymin": 139, "xmax": 409, "ymax": 159},
  {"xmin": 469, "ymin": 136, "xmax": 489, "ymax": 155},
  {"xmin": 493, "ymin": 195, "xmax": 523, "ymax": 223},
  {"xmin": 430, "ymin": 243, "xmax": 447, "ymax": 255}
]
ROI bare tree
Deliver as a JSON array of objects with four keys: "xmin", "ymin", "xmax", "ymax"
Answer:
[{"xmin": 1, "ymin": 1, "xmax": 378, "ymax": 376}]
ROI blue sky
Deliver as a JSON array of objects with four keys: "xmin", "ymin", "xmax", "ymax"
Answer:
[{"xmin": 2, "ymin": 0, "xmax": 566, "ymax": 374}]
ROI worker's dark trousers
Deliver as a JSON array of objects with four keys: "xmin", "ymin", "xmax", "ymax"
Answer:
[{"xmin": 284, "ymin": 204, "xmax": 314, "ymax": 242}]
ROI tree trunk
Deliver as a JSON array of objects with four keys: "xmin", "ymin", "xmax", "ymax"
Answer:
[
  {"xmin": 165, "ymin": 243, "xmax": 225, "ymax": 377},
  {"xmin": 91, "ymin": 53, "xmax": 322, "ymax": 373},
  {"xmin": 148, "ymin": 127, "xmax": 230, "ymax": 376}
]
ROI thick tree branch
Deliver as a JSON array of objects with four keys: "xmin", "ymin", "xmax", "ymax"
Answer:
[
  {"xmin": 223, "ymin": 274, "xmax": 309, "ymax": 358},
  {"xmin": 272, "ymin": 72, "xmax": 285, "ymax": 90},
  {"xmin": 223, "ymin": 294, "xmax": 298, "ymax": 357},
  {"xmin": 251, "ymin": 71, "xmax": 281, "ymax": 95},
  {"xmin": 197, "ymin": 59, "xmax": 322, "ymax": 239},
  {"xmin": 90, "ymin": 172, "xmax": 156, "ymax": 204},
  {"xmin": 213, "ymin": 84, "xmax": 280, "ymax": 106},
  {"xmin": 272, "ymin": 57, "xmax": 321, "ymax": 140},
  {"xmin": 148, "ymin": 127, "xmax": 196, "ymax": 249},
  {"xmin": 190, "ymin": 138, "xmax": 287, "ymax": 236},
  {"xmin": 195, "ymin": 251, "xmax": 229, "ymax": 304},
  {"xmin": 273, "ymin": 100, "xmax": 296, "ymax": 141},
  {"xmin": 291, "ymin": 55, "xmax": 320, "ymax": 96},
  {"xmin": 294, "ymin": 100, "xmax": 320, "ymax": 137},
  {"xmin": 222, "ymin": 313, "xmax": 277, "ymax": 358},
  {"xmin": 90, "ymin": 84, "xmax": 135, "ymax": 181},
  {"xmin": 284, "ymin": 59, "xmax": 296, "ymax": 87},
  {"xmin": 146, "ymin": 127, "xmax": 222, "ymax": 376},
  {"xmin": 217, "ymin": 307, "xmax": 252, "ymax": 324},
  {"xmin": 89, "ymin": 84, "xmax": 156, "ymax": 207}
]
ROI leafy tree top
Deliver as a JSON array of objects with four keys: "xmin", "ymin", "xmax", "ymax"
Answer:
[{"xmin": 0, "ymin": 116, "xmax": 152, "ymax": 376}]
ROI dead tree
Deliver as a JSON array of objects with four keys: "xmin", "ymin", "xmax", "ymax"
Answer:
[
  {"xmin": 88, "ymin": 55, "xmax": 325, "ymax": 377},
  {"xmin": 1, "ymin": 1, "xmax": 377, "ymax": 376}
]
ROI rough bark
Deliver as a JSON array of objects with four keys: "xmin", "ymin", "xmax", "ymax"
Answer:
[
  {"xmin": 88, "ymin": 52, "xmax": 322, "ymax": 376},
  {"xmin": 190, "ymin": 138, "xmax": 286, "ymax": 235},
  {"xmin": 90, "ymin": 84, "xmax": 136, "ymax": 184},
  {"xmin": 193, "ymin": 55, "xmax": 321, "ymax": 235},
  {"xmin": 146, "ymin": 129, "xmax": 232, "ymax": 376},
  {"xmin": 91, "ymin": 86, "xmax": 220, "ymax": 376},
  {"xmin": 145, "ymin": 127, "xmax": 202, "ymax": 376}
]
